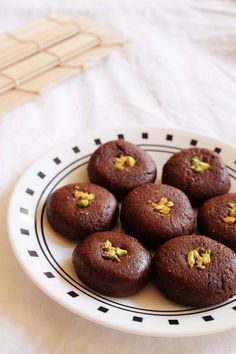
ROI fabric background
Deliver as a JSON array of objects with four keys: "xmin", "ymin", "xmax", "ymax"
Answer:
[{"xmin": 0, "ymin": 0, "xmax": 236, "ymax": 353}]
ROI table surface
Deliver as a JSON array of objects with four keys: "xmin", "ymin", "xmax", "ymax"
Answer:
[{"xmin": 1, "ymin": 0, "xmax": 236, "ymax": 353}]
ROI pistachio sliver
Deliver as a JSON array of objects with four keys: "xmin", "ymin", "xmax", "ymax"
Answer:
[
  {"xmin": 224, "ymin": 216, "xmax": 236, "ymax": 224},
  {"xmin": 196, "ymin": 264, "xmax": 206, "ymax": 270},
  {"xmin": 73, "ymin": 189, "xmax": 95, "ymax": 208},
  {"xmin": 187, "ymin": 250, "xmax": 195, "ymax": 268},
  {"xmin": 191, "ymin": 156, "xmax": 210, "ymax": 173},
  {"xmin": 125, "ymin": 156, "xmax": 136, "ymax": 168},
  {"xmin": 166, "ymin": 201, "xmax": 174, "ymax": 207},
  {"xmin": 228, "ymin": 202, "xmax": 236, "ymax": 209},
  {"xmin": 115, "ymin": 161, "xmax": 125, "ymax": 171},
  {"xmin": 228, "ymin": 202, "xmax": 236, "ymax": 217},
  {"xmin": 151, "ymin": 197, "xmax": 174, "ymax": 216},
  {"xmin": 115, "ymin": 247, "xmax": 128, "ymax": 257},
  {"xmin": 159, "ymin": 197, "xmax": 168, "ymax": 205},
  {"xmin": 193, "ymin": 249, "xmax": 202, "ymax": 262},
  {"xmin": 102, "ymin": 248, "xmax": 119, "ymax": 261},
  {"xmin": 102, "ymin": 240, "xmax": 112, "ymax": 250},
  {"xmin": 153, "ymin": 204, "xmax": 166, "ymax": 210},
  {"xmin": 158, "ymin": 207, "xmax": 170, "ymax": 215},
  {"xmin": 78, "ymin": 199, "xmax": 89, "ymax": 208},
  {"xmin": 101, "ymin": 240, "xmax": 128, "ymax": 261},
  {"xmin": 114, "ymin": 155, "xmax": 136, "ymax": 171},
  {"xmin": 201, "ymin": 251, "xmax": 211, "ymax": 265},
  {"xmin": 87, "ymin": 194, "xmax": 95, "ymax": 201},
  {"xmin": 224, "ymin": 202, "xmax": 236, "ymax": 224},
  {"xmin": 186, "ymin": 247, "xmax": 212, "ymax": 270}
]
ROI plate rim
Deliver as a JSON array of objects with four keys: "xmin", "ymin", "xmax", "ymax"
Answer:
[{"xmin": 7, "ymin": 125, "xmax": 236, "ymax": 337}]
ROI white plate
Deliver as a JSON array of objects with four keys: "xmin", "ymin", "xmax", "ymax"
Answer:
[{"xmin": 7, "ymin": 126, "xmax": 236, "ymax": 337}]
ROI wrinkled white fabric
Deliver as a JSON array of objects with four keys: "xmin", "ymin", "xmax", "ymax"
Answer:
[{"xmin": 0, "ymin": 0, "xmax": 236, "ymax": 353}]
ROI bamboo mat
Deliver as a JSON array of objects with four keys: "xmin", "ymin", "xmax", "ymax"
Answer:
[{"xmin": 0, "ymin": 13, "xmax": 126, "ymax": 113}]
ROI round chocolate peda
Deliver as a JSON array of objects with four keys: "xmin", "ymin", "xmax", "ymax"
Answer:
[
  {"xmin": 72, "ymin": 231, "xmax": 152, "ymax": 297},
  {"xmin": 198, "ymin": 193, "xmax": 236, "ymax": 252},
  {"xmin": 120, "ymin": 183, "xmax": 195, "ymax": 250},
  {"xmin": 46, "ymin": 183, "xmax": 119, "ymax": 241},
  {"xmin": 162, "ymin": 147, "xmax": 230, "ymax": 205},
  {"xmin": 153, "ymin": 234, "xmax": 236, "ymax": 307},
  {"xmin": 87, "ymin": 140, "xmax": 156, "ymax": 198}
]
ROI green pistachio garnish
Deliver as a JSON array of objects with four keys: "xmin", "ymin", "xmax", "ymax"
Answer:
[
  {"xmin": 114, "ymin": 155, "xmax": 136, "ymax": 171},
  {"xmin": 224, "ymin": 202, "xmax": 236, "ymax": 224},
  {"xmin": 102, "ymin": 240, "xmax": 112, "ymax": 250},
  {"xmin": 186, "ymin": 248, "xmax": 211, "ymax": 270},
  {"xmin": 201, "ymin": 251, "xmax": 211, "ymax": 265},
  {"xmin": 228, "ymin": 202, "xmax": 236, "ymax": 210},
  {"xmin": 102, "ymin": 248, "xmax": 119, "ymax": 261},
  {"xmin": 150, "ymin": 197, "xmax": 174, "ymax": 216},
  {"xmin": 187, "ymin": 250, "xmax": 195, "ymax": 268},
  {"xmin": 191, "ymin": 156, "xmax": 210, "ymax": 173},
  {"xmin": 101, "ymin": 240, "xmax": 128, "ymax": 261},
  {"xmin": 115, "ymin": 247, "xmax": 128, "ymax": 257},
  {"xmin": 224, "ymin": 216, "xmax": 236, "ymax": 224},
  {"xmin": 78, "ymin": 199, "xmax": 89, "ymax": 208},
  {"xmin": 73, "ymin": 189, "xmax": 95, "ymax": 208}
]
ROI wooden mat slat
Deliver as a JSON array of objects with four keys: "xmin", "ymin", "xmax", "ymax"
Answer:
[{"xmin": 0, "ymin": 12, "xmax": 125, "ymax": 113}]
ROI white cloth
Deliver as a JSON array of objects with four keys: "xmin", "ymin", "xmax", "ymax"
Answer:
[{"xmin": 1, "ymin": 0, "xmax": 236, "ymax": 353}]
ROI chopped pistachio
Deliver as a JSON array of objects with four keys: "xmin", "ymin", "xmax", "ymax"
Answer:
[
  {"xmin": 201, "ymin": 249, "xmax": 211, "ymax": 265},
  {"xmin": 166, "ymin": 201, "xmax": 174, "ymax": 207},
  {"xmin": 223, "ymin": 202, "xmax": 236, "ymax": 224},
  {"xmin": 154, "ymin": 204, "xmax": 166, "ymax": 210},
  {"xmin": 78, "ymin": 199, "xmax": 89, "ymax": 208},
  {"xmin": 102, "ymin": 240, "xmax": 112, "ymax": 250},
  {"xmin": 186, "ymin": 247, "xmax": 212, "ymax": 270},
  {"xmin": 126, "ymin": 156, "xmax": 136, "ymax": 167},
  {"xmin": 191, "ymin": 156, "xmax": 210, "ymax": 173},
  {"xmin": 196, "ymin": 264, "xmax": 206, "ymax": 270},
  {"xmin": 114, "ymin": 161, "xmax": 124, "ymax": 171},
  {"xmin": 87, "ymin": 194, "xmax": 95, "ymax": 201},
  {"xmin": 193, "ymin": 249, "xmax": 202, "ymax": 263},
  {"xmin": 115, "ymin": 247, "xmax": 128, "ymax": 257},
  {"xmin": 151, "ymin": 197, "xmax": 174, "ymax": 216},
  {"xmin": 187, "ymin": 250, "xmax": 195, "ymax": 268},
  {"xmin": 158, "ymin": 206, "xmax": 170, "ymax": 215},
  {"xmin": 224, "ymin": 216, "xmax": 236, "ymax": 224},
  {"xmin": 73, "ymin": 189, "xmax": 95, "ymax": 208},
  {"xmin": 228, "ymin": 202, "xmax": 236, "ymax": 210},
  {"xmin": 228, "ymin": 202, "xmax": 236, "ymax": 216},
  {"xmin": 158, "ymin": 197, "xmax": 168, "ymax": 205},
  {"xmin": 114, "ymin": 155, "xmax": 136, "ymax": 171},
  {"xmin": 101, "ymin": 240, "xmax": 128, "ymax": 261},
  {"xmin": 102, "ymin": 248, "xmax": 119, "ymax": 261}
]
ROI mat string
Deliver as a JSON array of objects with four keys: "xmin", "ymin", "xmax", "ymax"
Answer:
[
  {"xmin": 0, "ymin": 71, "xmax": 18, "ymax": 87},
  {"xmin": 46, "ymin": 16, "xmax": 104, "ymax": 46},
  {"xmin": 5, "ymin": 18, "xmax": 104, "ymax": 55},
  {"xmin": 5, "ymin": 15, "xmax": 105, "ymax": 54},
  {"xmin": 46, "ymin": 51, "xmax": 84, "ymax": 70},
  {"xmin": 5, "ymin": 32, "xmax": 43, "ymax": 51},
  {"xmin": 46, "ymin": 15, "xmax": 82, "ymax": 34},
  {"xmin": 0, "ymin": 71, "xmax": 39, "ymax": 95},
  {"xmin": 0, "ymin": 14, "xmax": 126, "ymax": 102},
  {"xmin": 0, "ymin": 16, "xmax": 106, "ymax": 94}
]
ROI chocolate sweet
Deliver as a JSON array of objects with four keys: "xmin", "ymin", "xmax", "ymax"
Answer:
[
  {"xmin": 87, "ymin": 140, "xmax": 156, "ymax": 198},
  {"xmin": 120, "ymin": 183, "xmax": 195, "ymax": 249},
  {"xmin": 198, "ymin": 193, "xmax": 236, "ymax": 252},
  {"xmin": 162, "ymin": 147, "xmax": 230, "ymax": 205},
  {"xmin": 153, "ymin": 234, "xmax": 236, "ymax": 307},
  {"xmin": 46, "ymin": 183, "xmax": 119, "ymax": 241},
  {"xmin": 72, "ymin": 231, "xmax": 152, "ymax": 297}
]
